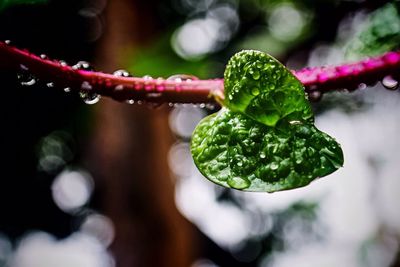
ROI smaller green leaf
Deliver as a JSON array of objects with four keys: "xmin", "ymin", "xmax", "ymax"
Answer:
[
  {"xmin": 224, "ymin": 50, "xmax": 313, "ymax": 127},
  {"xmin": 191, "ymin": 109, "xmax": 343, "ymax": 192}
]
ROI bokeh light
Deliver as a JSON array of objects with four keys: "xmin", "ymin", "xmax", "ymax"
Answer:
[{"xmin": 51, "ymin": 169, "xmax": 94, "ymax": 213}]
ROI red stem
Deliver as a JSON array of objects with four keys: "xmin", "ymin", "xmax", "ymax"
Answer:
[{"xmin": 0, "ymin": 41, "xmax": 399, "ymax": 104}]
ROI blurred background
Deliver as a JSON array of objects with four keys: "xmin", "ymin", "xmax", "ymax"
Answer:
[{"xmin": 0, "ymin": 0, "xmax": 400, "ymax": 266}]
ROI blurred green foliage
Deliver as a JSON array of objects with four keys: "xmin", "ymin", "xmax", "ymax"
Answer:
[
  {"xmin": 0, "ymin": 0, "xmax": 47, "ymax": 11},
  {"xmin": 346, "ymin": 2, "xmax": 400, "ymax": 59},
  {"xmin": 127, "ymin": 36, "xmax": 214, "ymax": 78}
]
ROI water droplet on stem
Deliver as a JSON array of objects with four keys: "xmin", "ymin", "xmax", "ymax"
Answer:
[
  {"xmin": 72, "ymin": 61, "xmax": 93, "ymax": 71},
  {"xmin": 382, "ymin": 76, "xmax": 399, "ymax": 90},
  {"xmin": 81, "ymin": 81, "xmax": 93, "ymax": 91},
  {"xmin": 80, "ymin": 92, "xmax": 100, "ymax": 105},
  {"xmin": 113, "ymin": 70, "xmax": 132, "ymax": 77}
]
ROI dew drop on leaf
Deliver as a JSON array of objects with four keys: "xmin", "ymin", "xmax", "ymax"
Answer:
[
  {"xmin": 251, "ymin": 70, "xmax": 260, "ymax": 80},
  {"xmin": 227, "ymin": 176, "xmax": 250, "ymax": 190},
  {"xmin": 251, "ymin": 87, "xmax": 260, "ymax": 96},
  {"xmin": 270, "ymin": 162, "xmax": 279, "ymax": 170}
]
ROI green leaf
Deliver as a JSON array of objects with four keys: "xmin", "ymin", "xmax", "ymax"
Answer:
[
  {"xmin": 224, "ymin": 50, "xmax": 313, "ymax": 127},
  {"xmin": 191, "ymin": 50, "xmax": 344, "ymax": 192},
  {"xmin": 191, "ymin": 109, "xmax": 343, "ymax": 192}
]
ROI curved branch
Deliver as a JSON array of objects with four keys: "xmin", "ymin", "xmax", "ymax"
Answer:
[{"xmin": 0, "ymin": 41, "xmax": 399, "ymax": 104}]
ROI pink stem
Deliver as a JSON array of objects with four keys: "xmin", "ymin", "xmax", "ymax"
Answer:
[{"xmin": 0, "ymin": 41, "xmax": 399, "ymax": 104}]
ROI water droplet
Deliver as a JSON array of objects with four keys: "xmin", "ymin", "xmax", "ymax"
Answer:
[
  {"xmin": 168, "ymin": 103, "xmax": 174, "ymax": 107},
  {"xmin": 295, "ymin": 157, "xmax": 303, "ymax": 164},
  {"xmin": 167, "ymin": 74, "xmax": 198, "ymax": 91},
  {"xmin": 4, "ymin": 40, "xmax": 11, "ymax": 45},
  {"xmin": 81, "ymin": 81, "xmax": 93, "ymax": 91},
  {"xmin": 146, "ymin": 92, "xmax": 162, "ymax": 98},
  {"xmin": 64, "ymin": 87, "xmax": 71, "ymax": 93},
  {"xmin": 270, "ymin": 162, "xmax": 279, "ymax": 170},
  {"xmin": 167, "ymin": 74, "xmax": 199, "ymax": 82},
  {"xmin": 205, "ymin": 103, "xmax": 216, "ymax": 110},
  {"xmin": 20, "ymin": 64, "xmax": 29, "ymax": 71},
  {"xmin": 382, "ymin": 76, "xmax": 399, "ymax": 90},
  {"xmin": 20, "ymin": 77, "xmax": 36, "ymax": 86},
  {"xmin": 59, "ymin": 60, "xmax": 68, "ymax": 67},
  {"xmin": 289, "ymin": 120, "xmax": 301, "ymax": 125},
  {"xmin": 72, "ymin": 61, "xmax": 93, "ymax": 71},
  {"xmin": 260, "ymin": 152, "xmax": 266, "ymax": 159},
  {"xmin": 126, "ymin": 99, "xmax": 135, "ymax": 104},
  {"xmin": 199, "ymin": 103, "xmax": 206, "ymax": 109},
  {"xmin": 137, "ymin": 100, "xmax": 143, "ymax": 105},
  {"xmin": 114, "ymin": 85, "xmax": 124, "ymax": 91},
  {"xmin": 80, "ymin": 92, "xmax": 100, "ymax": 105},
  {"xmin": 358, "ymin": 83, "xmax": 367, "ymax": 90},
  {"xmin": 308, "ymin": 90, "xmax": 322, "ymax": 102},
  {"xmin": 40, "ymin": 54, "xmax": 48, "ymax": 59},
  {"xmin": 251, "ymin": 70, "xmax": 260, "ymax": 80},
  {"xmin": 17, "ymin": 68, "xmax": 37, "ymax": 86},
  {"xmin": 251, "ymin": 87, "xmax": 260, "ymax": 96},
  {"xmin": 227, "ymin": 176, "xmax": 250, "ymax": 190},
  {"xmin": 46, "ymin": 82, "xmax": 54, "ymax": 88},
  {"xmin": 237, "ymin": 161, "xmax": 243, "ymax": 167},
  {"xmin": 113, "ymin": 69, "xmax": 131, "ymax": 77}
]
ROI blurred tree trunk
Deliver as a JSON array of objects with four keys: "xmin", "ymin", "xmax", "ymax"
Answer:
[{"xmin": 87, "ymin": 1, "xmax": 196, "ymax": 266}]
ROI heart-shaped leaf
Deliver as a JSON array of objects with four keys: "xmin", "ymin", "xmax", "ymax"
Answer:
[
  {"xmin": 191, "ymin": 50, "xmax": 344, "ymax": 192},
  {"xmin": 224, "ymin": 50, "xmax": 314, "ymax": 127}
]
